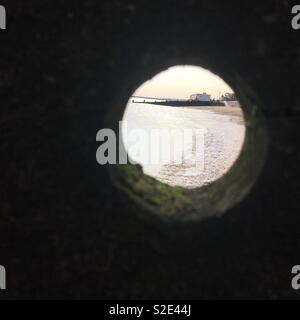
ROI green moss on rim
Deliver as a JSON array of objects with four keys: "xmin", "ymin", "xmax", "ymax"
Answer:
[{"xmin": 110, "ymin": 164, "xmax": 197, "ymax": 219}]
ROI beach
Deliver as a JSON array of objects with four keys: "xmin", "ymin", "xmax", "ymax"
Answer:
[{"xmin": 122, "ymin": 103, "xmax": 245, "ymax": 188}]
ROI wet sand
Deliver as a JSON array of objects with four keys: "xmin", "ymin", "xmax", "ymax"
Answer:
[{"xmin": 187, "ymin": 106, "xmax": 244, "ymax": 117}]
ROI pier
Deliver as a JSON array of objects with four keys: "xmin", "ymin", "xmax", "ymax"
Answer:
[{"xmin": 131, "ymin": 96, "xmax": 225, "ymax": 107}]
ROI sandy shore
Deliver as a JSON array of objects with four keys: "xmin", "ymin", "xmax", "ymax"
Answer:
[
  {"xmin": 186, "ymin": 106, "xmax": 244, "ymax": 117},
  {"xmin": 124, "ymin": 103, "xmax": 246, "ymax": 188}
]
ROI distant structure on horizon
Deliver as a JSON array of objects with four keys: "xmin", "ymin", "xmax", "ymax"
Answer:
[
  {"xmin": 190, "ymin": 92, "xmax": 211, "ymax": 102},
  {"xmin": 220, "ymin": 93, "xmax": 237, "ymax": 101},
  {"xmin": 220, "ymin": 92, "xmax": 240, "ymax": 107}
]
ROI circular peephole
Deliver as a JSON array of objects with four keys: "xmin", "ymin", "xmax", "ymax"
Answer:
[{"xmin": 110, "ymin": 65, "xmax": 267, "ymax": 221}]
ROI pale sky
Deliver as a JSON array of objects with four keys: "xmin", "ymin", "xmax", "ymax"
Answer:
[{"xmin": 133, "ymin": 65, "xmax": 234, "ymax": 100}]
